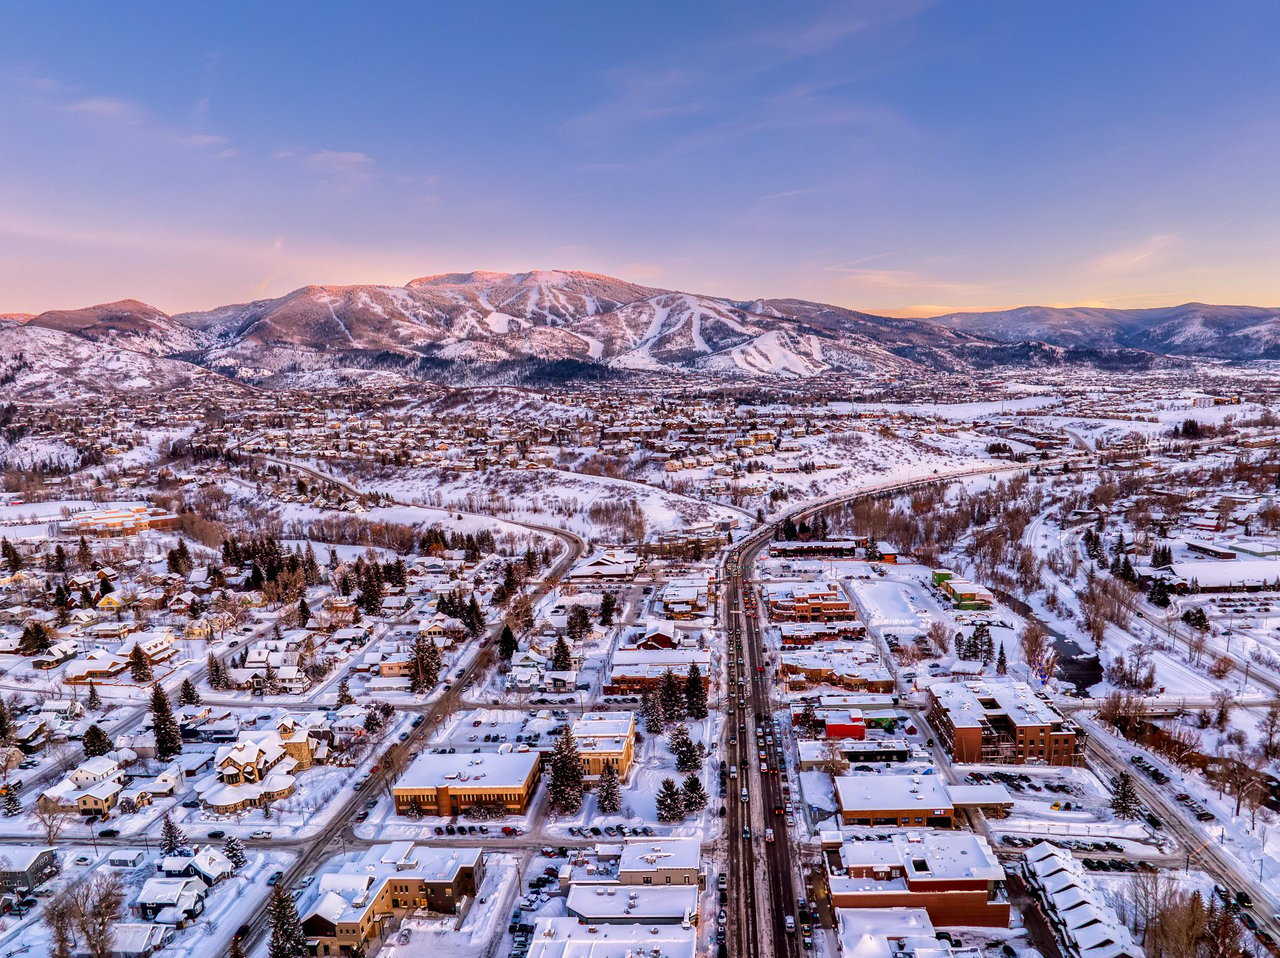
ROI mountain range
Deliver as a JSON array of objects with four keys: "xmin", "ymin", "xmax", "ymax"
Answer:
[{"xmin": 1, "ymin": 269, "xmax": 1273, "ymax": 395}]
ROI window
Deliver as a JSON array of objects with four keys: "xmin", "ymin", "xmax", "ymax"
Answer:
[{"xmin": 643, "ymin": 877, "xmax": 652, "ymax": 885}]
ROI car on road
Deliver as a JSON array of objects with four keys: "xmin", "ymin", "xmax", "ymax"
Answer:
[
  {"xmin": 100, "ymin": 828, "xmax": 119, "ymax": 838},
  {"xmin": 1237, "ymin": 890, "xmax": 1254, "ymax": 908},
  {"xmin": 207, "ymin": 829, "xmax": 226, "ymax": 839},
  {"xmin": 742, "ymin": 827, "xmax": 751, "ymax": 840},
  {"xmin": 182, "ymin": 799, "xmax": 201, "ymax": 808},
  {"xmin": 267, "ymin": 871, "xmax": 284, "ymax": 886},
  {"xmin": 251, "ymin": 829, "xmax": 273, "ymax": 840}
]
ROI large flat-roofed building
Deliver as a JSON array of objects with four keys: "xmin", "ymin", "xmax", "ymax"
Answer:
[
  {"xmin": 605, "ymin": 649, "xmax": 711, "ymax": 695},
  {"xmin": 834, "ymin": 774, "xmax": 1012, "ymax": 827},
  {"xmin": 618, "ymin": 838, "xmax": 702, "ymax": 887},
  {"xmin": 827, "ymin": 831, "xmax": 1010, "ymax": 927},
  {"xmin": 762, "ymin": 581, "xmax": 857, "ymax": 622},
  {"xmin": 525, "ymin": 917, "xmax": 696, "ymax": 958},
  {"xmin": 301, "ymin": 843, "xmax": 483, "ymax": 956},
  {"xmin": 566, "ymin": 884, "xmax": 697, "ymax": 925},
  {"xmin": 926, "ymin": 680, "xmax": 1085, "ymax": 766},
  {"xmin": 392, "ymin": 748, "xmax": 540, "ymax": 816},
  {"xmin": 571, "ymin": 712, "xmax": 636, "ymax": 781}
]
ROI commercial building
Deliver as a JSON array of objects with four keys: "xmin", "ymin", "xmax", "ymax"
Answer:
[
  {"xmin": 833, "ymin": 774, "xmax": 1012, "ymax": 827},
  {"xmin": 763, "ymin": 582, "xmax": 858, "ymax": 622},
  {"xmin": 524, "ymin": 917, "xmax": 696, "ymax": 958},
  {"xmin": 926, "ymin": 681, "xmax": 1086, "ymax": 766},
  {"xmin": 301, "ymin": 843, "xmax": 483, "ymax": 956},
  {"xmin": 826, "ymin": 831, "xmax": 1010, "ymax": 927},
  {"xmin": 570, "ymin": 712, "xmax": 636, "ymax": 781},
  {"xmin": 392, "ymin": 748, "xmax": 541, "ymax": 816}
]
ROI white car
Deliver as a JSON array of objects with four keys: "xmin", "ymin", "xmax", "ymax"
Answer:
[{"xmin": 251, "ymin": 829, "xmax": 274, "ymax": 840}]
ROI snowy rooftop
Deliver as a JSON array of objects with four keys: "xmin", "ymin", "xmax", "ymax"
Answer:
[
  {"xmin": 837, "ymin": 831, "xmax": 1003, "ymax": 884},
  {"xmin": 396, "ymin": 748, "xmax": 540, "ymax": 790},
  {"xmin": 928, "ymin": 680, "xmax": 1064, "ymax": 729},
  {"xmin": 525, "ymin": 917, "xmax": 696, "ymax": 958},
  {"xmin": 565, "ymin": 884, "xmax": 696, "ymax": 922},
  {"xmin": 617, "ymin": 838, "xmax": 701, "ymax": 874},
  {"xmin": 834, "ymin": 773, "xmax": 951, "ymax": 813}
]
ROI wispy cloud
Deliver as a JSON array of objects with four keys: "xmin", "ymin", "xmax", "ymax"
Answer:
[
  {"xmin": 736, "ymin": 0, "xmax": 935, "ymax": 57},
  {"xmin": 303, "ymin": 149, "xmax": 377, "ymax": 189},
  {"xmin": 1089, "ymin": 233, "xmax": 1180, "ymax": 273}
]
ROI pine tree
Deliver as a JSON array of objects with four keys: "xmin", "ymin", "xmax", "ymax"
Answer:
[
  {"xmin": 2, "ymin": 790, "xmax": 18, "ymax": 817},
  {"xmin": 82, "ymin": 724, "xmax": 112, "ymax": 758},
  {"xmin": 641, "ymin": 692, "xmax": 665, "ymax": 734},
  {"xmin": 596, "ymin": 761, "xmax": 622, "ymax": 814},
  {"xmin": 267, "ymin": 882, "xmax": 309, "ymax": 958},
  {"xmin": 551, "ymin": 635, "xmax": 573, "ymax": 673},
  {"xmin": 85, "ymin": 682, "xmax": 102, "ymax": 712},
  {"xmin": 655, "ymin": 777, "xmax": 686, "ymax": 822},
  {"xmin": 658, "ymin": 669, "xmax": 686, "ymax": 722},
  {"xmin": 684, "ymin": 663, "xmax": 708, "ymax": 720},
  {"xmin": 179, "ymin": 678, "xmax": 201, "ymax": 707},
  {"xmin": 1110, "ymin": 771, "xmax": 1140, "ymax": 819},
  {"xmin": 681, "ymin": 773, "xmax": 708, "ymax": 813},
  {"xmin": 297, "ymin": 596, "xmax": 311, "ymax": 624},
  {"xmin": 336, "ymin": 678, "xmax": 355, "ymax": 706},
  {"xmin": 566, "ymin": 605, "xmax": 592, "ymax": 642},
  {"xmin": 669, "ymin": 724, "xmax": 700, "ymax": 774},
  {"xmin": 229, "ymin": 939, "xmax": 248, "ymax": 958},
  {"xmin": 547, "ymin": 726, "xmax": 585, "ymax": 814},
  {"xmin": 128, "ymin": 644, "xmax": 153, "ymax": 683},
  {"xmin": 76, "ymin": 536, "xmax": 93, "ymax": 569},
  {"xmin": 160, "ymin": 813, "xmax": 186, "ymax": 855},
  {"xmin": 499, "ymin": 624, "xmax": 518, "ymax": 660},
  {"xmin": 599, "ymin": 592, "xmax": 617, "ymax": 626},
  {"xmin": 0, "ymin": 699, "xmax": 11, "ymax": 744},
  {"xmin": 151, "ymin": 686, "xmax": 182, "ymax": 760},
  {"xmin": 996, "ymin": 642, "xmax": 1007, "ymax": 675},
  {"xmin": 224, "ymin": 835, "xmax": 247, "ymax": 870}
]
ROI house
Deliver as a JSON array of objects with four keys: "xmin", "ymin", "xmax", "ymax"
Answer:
[
  {"xmin": 1021, "ymin": 842, "xmax": 1142, "ymax": 958},
  {"xmin": 0, "ymin": 846, "xmax": 58, "ymax": 893},
  {"xmin": 569, "ymin": 550, "xmax": 639, "ymax": 579},
  {"xmin": 158, "ymin": 846, "xmax": 234, "ymax": 886},
  {"xmin": 196, "ymin": 732, "xmax": 300, "ymax": 813},
  {"xmin": 134, "ymin": 875, "xmax": 207, "ymax": 925},
  {"xmin": 96, "ymin": 922, "xmax": 175, "ymax": 957}
]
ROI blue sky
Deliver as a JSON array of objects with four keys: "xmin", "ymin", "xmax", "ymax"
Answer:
[{"xmin": 1, "ymin": 1, "xmax": 1277, "ymax": 315}]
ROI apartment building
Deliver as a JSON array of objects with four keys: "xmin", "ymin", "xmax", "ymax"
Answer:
[
  {"xmin": 926, "ymin": 681, "xmax": 1086, "ymax": 766},
  {"xmin": 762, "ymin": 581, "xmax": 857, "ymax": 622}
]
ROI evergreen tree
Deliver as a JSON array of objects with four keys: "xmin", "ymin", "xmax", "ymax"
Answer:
[
  {"xmin": 681, "ymin": 773, "xmax": 708, "ymax": 813},
  {"xmin": 128, "ymin": 643, "xmax": 153, "ymax": 683},
  {"xmin": 267, "ymin": 882, "xmax": 309, "ymax": 958},
  {"xmin": 668, "ymin": 724, "xmax": 701, "ymax": 774},
  {"xmin": 566, "ymin": 605, "xmax": 592, "ymax": 642},
  {"xmin": 684, "ymin": 663, "xmax": 708, "ymax": 720},
  {"xmin": 81, "ymin": 724, "xmax": 112, "ymax": 758},
  {"xmin": 336, "ymin": 678, "xmax": 355, "ymax": 706},
  {"xmin": 1147, "ymin": 578, "xmax": 1172, "ymax": 608},
  {"xmin": 229, "ymin": 939, "xmax": 247, "ymax": 958},
  {"xmin": 76, "ymin": 536, "xmax": 93, "ymax": 569},
  {"xmin": 2, "ymin": 790, "xmax": 18, "ymax": 817},
  {"xmin": 864, "ymin": 537, "xmax": 882, "ymax": 562},
  {"xmin": 0, "ymin": 699, "xmax": 11, "ymax": 744},
  {"xmin": 498, "ymin": 624, "xmax": 518, "ymax": 661},
  {"xmin": 160, "ymin": 813, "xmax": 186, "ymax": 855},
  {"xmin": 297, "ymin": 596, "xmax": 311, "ymax": 624},
  {"xmin": 657, "ymin": 669, "xmax": 686, "ymax": 722},
  {"xmin": 85, "ymin": 681, "xmax": 102, "ymax": 712},
  {"xmin": 1110, "ymin": 771, "xmax": 1140, "ymax": 819},
  {"xmin": 596, "ymin": 761, "xmax": 622, "ymax": 814},
  {"xmin": 19, "ymin": 622, "xmax": 51, "ymax": 655},
  {"xmin": 224, "ymin": 835, "xmax": 247, "ymax": 870},
  {"xmin": 996, "ymin": 642, "xmax": 1007, "ymax": 675},
  {"xmin": 547, "ymin": 726, "xmax": 585, "ymax": 814},
  {"xmin": 151, "ymin": 686, "xmax": 182, "ymax": 760},
  {"xmin": 655, "ymin": 777, "xmax": 686, "ymax": 822},
  {"xmin": 641, "ymin": 692, "xmax": 665, "ymax": 734},
  {"xmin": 599, "ymin": 592, "xmax": 617, "ymax": 627},
  {"xmin": 179, "ymin": 678, "xmax": 201, "ymax": 707},
  {"xmin": 551, "ymin": 635, "xmax": 573, "ymax": 673}
]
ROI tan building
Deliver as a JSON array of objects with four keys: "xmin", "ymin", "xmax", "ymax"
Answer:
[
  {"xmin": 571, "ymin": 711, "xmax": 636, "ymax": 781},
  {"xmin": 302, "ymin": 843, "xmax": 482, "ymax": 956},
  {"xmin": 392, "ymin": 749, "xmax": 541, "ymax": 816}
]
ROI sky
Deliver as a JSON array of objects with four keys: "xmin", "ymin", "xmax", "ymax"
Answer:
[{"xmin": 1, "ymin": 1, "xmax": 1278, "ymax": 317}]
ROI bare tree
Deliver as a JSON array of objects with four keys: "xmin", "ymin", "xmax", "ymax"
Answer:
[
  {"xmin": 32, "ymin": 798, "xmax": 74, "ymax": 844},
  {"xmin": 42, "ymin": 889, "xmax": 76, "ymax": 958},
  {"xmin": 925, "ymin": 621, "xmax": 950, "ymax": 656},
  {"xmin": 1257, "ymin": 703, "xmax": 1280, "ymax": 760},
  {"xmin": 68, "ymin": 871, "xmax": 124, "ymax": 958}
]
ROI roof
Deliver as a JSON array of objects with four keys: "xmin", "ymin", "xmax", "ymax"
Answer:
[
  {"xmin": 928, "ymin": 680, "xmax": 1065, "ymax": 729},
  {"xmin": 837, "ymin": 831, "xmax": 1004, "ymax": 885},
  {"xmin": 834, "ymin": 774, "xmax": 952, "ymax": 814},
  {"xmin": 395, "ymin": 749, "xmax": 540, "ymax": 791},
  {"xmin": 524, "ymin": 917, "xmax": 696, "ymax": 958},
  {"xmin": 566, "ymin": 884, "xmax": 696, "ymax": 921},
  {"xmin": 617, "ymin": 838, "xmax": 700, "ymax": 874}
]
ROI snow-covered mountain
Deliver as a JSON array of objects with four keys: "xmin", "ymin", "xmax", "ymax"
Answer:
[
  {"xmin": 932, "ymin": 303, "xmax": 1280, "ymax": 360},
  {"xmin": 0, "ymin": 269, "xmax": 1212, "ymax": 395}
]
